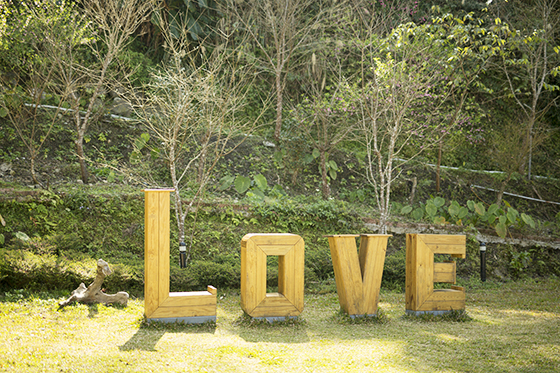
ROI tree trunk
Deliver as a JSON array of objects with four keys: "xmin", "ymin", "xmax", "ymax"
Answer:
[
  {"xmin": 197, "ymin": 131, "xmax": 210, "ymax": 184},
  {"xmin": 30, "ymin": 156, "xmax": 39, "ymax": 185},
  {"xmin": 496, "ymin": 174, "xmax": 512, "ymax": 206},
  {"xmin": 409, "ymin": 176, "xmax": 417, "ymax": 205},
  {"xmin": 436, "ymin": 140, "xmax": 442, "ymax": 193},
  {"xmin": 75, "ymin": 135, "xmax": 89, "ymax": 184},
  {"xmin": 274, "ymin": 71, "xmax": 283, "ymax": 144},
  {"xmin": 319, "ymin": 149, "xmax": 330, "ymax": 200},
  {"xmin": 58, "ymin": 259, "xmax": 128, "ymax": 308}
]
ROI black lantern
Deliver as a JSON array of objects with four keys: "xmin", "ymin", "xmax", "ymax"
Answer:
[
  {"xmin": 179, "ymin": 242, "xmax": 187, "ymax": 268},
  {"xmin": 479, "ymin": 242, "xmax": 486, "ymax": 282}
]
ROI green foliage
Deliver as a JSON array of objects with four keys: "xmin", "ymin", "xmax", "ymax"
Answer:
[
  {"xmin": 234, "ymin": 175, "xmax": 251, "ymax": 194},
  {"xmin": 151, "ymin": 0, "xmax": 221, "ymax": 43},
  {"xmin": 185, "ymin": 259, "xmax": 240, "ymax": 290},
  {"xmin": 117, "ymin": 47, "xmax": 155, "ymax": 86},
  {"xmin": 509, "ymin": 249, "xmax": 531, "ymax": 279},
  {"xmin": 333, "ymin": 309, "xmax": 389, "ymax": 325},
  {"xmin": 401, "ymin": 197, "xmax": 538, "ymax": 239},
  {"xmin": 252, "ymin": 196, "xmax": 358, "ymax": 232},
  {"xmin": 305, "ymin": 245, "xmax": 333, "ymax": 282},
  {"xmin": 0, "ymin": 213, "xmax": 5, "ymax": 246},
  {"xmin": 219, "ymin": 174, "xmax": 284, "ymax": 203},
  {"xmin": 0, "ymin": 0, "xmax": 94, "ymax": 80},
  {"xmin": 382, "ymin": 250, "xmax": 407, "ymax": 292}
]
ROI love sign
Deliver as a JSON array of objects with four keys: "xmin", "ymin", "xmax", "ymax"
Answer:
[{"xmin": 143, "ymin": 189, "xmax": 466, "ymax": 322}]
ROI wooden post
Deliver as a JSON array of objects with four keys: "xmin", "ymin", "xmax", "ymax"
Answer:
[
  {"xmin": 144, "ymin": 189, "xmax": 217, "ymax": 323},
  {"xmin": 240, "ymin": 233, "xmax": 304, "ymax": 320},
  {"xmin": 327, "ymin": 234, "xmax": 391, "ymax": 317},
  {"xmin": 405, "ymin": 234, "xmax": 466, "ymax": 315}
]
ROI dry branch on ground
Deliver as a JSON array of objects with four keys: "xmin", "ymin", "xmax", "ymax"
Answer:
[{"xmin": 58, "ymin": 259, "xmax": 129, "ymax": 308}]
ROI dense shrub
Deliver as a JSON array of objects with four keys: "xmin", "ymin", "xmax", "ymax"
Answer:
[
  {"xmin": 382, "ymin": 250, "xmax": 407, "ymax": 291},
  {"xmin": 1, "ymin": 189, "xmax": 559, "ymax": 296},
  {"xmin": 185, "ymin": 259, "xmax": 241, "ymax": 290}
]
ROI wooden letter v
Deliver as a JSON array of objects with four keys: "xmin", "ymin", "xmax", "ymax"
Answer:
[{"xmin": 327, "ymin": 234, "xmax": 391, "ymax": 316}]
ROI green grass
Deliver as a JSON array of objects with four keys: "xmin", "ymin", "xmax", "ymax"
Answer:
[{"xmin": 1, "ymin": 279, "xmax": 559, "ymax": 372}]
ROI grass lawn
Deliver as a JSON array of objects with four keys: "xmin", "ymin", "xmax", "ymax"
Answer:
[{"xmin": 1, "ymin": 279, "xmax": 559, "ymax": 372}]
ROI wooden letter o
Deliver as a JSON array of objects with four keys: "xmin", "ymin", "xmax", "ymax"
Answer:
[{"xmin": 240, "ymin": 233, "xmax": 304, "ymax": 318}]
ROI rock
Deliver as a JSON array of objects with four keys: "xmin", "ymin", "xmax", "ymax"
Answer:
[
  {"xmin": 109, "ymin": 87, "xmax": 126, "ymax": 98},
  {"xmin": 0, "ymin": 163, "xmax": 12, "ymax": 173},
  {"xmin": 110, "ymin": 97, "xmax": 133, "ymax": 117},
  {"xmin": 93, "ymin": 98, "xmax": 104, "ymax": 111}
]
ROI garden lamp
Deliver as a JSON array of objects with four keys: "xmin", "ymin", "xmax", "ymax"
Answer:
[
  {"xmin": 479, "ymin": 242, "xmax": 486, "ymax": 282},
  {"xmin": 179, "ymin": 241, "xmax": 187, "ymax": 269}
]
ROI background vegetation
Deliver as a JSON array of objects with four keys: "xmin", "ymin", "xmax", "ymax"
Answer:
[{"xmin": 1, "ymin": 0, "xmax": 559, "ymax": 294}]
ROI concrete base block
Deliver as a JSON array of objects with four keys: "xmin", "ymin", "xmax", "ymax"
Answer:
[
  {"xmin": 348, "ymin": 314, "xmax": 377, "ymax": 319},
  {"xmin": 147, "ymin": 316, "xmax": 216, "ymax": 324},
  {"xmin": 251, "ymin": 316, "xmax": 299, "ymax": 323},
  {"xmin": 405, "ymin": 310, "xmax": 461, "ymax": 316}
]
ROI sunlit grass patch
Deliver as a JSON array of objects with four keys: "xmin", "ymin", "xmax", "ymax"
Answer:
[{"xmin": 1, "ymin": 279, "xmax": 559, "ymax": 372}]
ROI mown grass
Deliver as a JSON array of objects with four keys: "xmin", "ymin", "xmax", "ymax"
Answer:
[{"xmin": 1, "ymin": 278, "xmax": 559, "ymax": 372}]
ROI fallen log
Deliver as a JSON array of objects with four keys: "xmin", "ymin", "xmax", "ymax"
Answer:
[{"xmin": 59, "ymin": 259, "xmax": 129, "ymax": 308}]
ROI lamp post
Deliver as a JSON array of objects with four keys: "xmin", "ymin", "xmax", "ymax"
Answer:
[
  {"xmin": 479, "ymin": 242, "xmax": 486, "ymax": 282},
  {"xmin": 179, "ymin": 241, "xmax": 187, "ymax": 269}
]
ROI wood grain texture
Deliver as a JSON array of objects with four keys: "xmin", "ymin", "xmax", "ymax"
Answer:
[
  {"xmin": 144, "ymin": 190, "xmax": 217, "ymax": 320},
  {"xmin": 240, "ymin": 234, "xmax": 304, "ymax": 317},
  {"xmin": 157, "ymin": 191, "xmax": 170, "ymax": 305},
  {"xmin": 405, "ymin": 234, "xmax": 466, "ymax": 312},
  {"xmin": 327, "ymin": 234, "xmax": 391, "ymax": 316},
  {"xmin": 433, "ymin": 262, "xmax": 456, "ymax": 283},
  {"xmin": 405, "ymin": 234, "xmax": 417, "ymax": 310},
  {"xmin": 144, "ymin": 191, "xmax": 160, "ymax": 317},
  {"xmin": 360, "ymin": 234, "xmax": 390, "ymax": 315}
]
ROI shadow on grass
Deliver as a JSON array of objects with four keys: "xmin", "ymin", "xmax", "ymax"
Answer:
[
  {"xmin": 119, "ymin": 319, "xmax": 217, "ymax": 351},
  {"xmin": 234, "ymin": 312, "xmax": 311, "ymax": 343},
  {"xmin": 82, "ymin": 302, "xmax": 128, "ymax": 319}
]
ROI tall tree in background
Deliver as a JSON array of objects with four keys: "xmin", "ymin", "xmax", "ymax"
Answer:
[
  {"xmin": 130, "ymin": 12, "xmax": 268, "ymax": 265},
  {"xmin": 492, "ymin": 0, "xmax": 560, "ymax": 179},
  {"xmin": 352, "ymin": 6, "xmax": 482, "ymax": 233},
  {"xmin": 292, "ymin": 44, "xmax": 357, "ymax": 200},
  {"xmin": 228, "ymin": 0, "xmax": 325, "ymax": 144},
  {"xmin": 0, "ymin": 1, "xmax": 73, "ymax": 186},
  {"xmin": 41, "ymin": 0, "xmax": 156, "ymax": 184},
  {"xmin": 424, "ymin": 10, "xmax": 498, "ymax": 193},
  {"xmin": 490, "ymin": 118, "xmax": 548, "ymax": 205}
]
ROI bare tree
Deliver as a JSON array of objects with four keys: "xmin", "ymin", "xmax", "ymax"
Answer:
[
  {"xmin": 227, "ymin": 0, "xmax": 326, "ymax": 144},
  {"xmin": 490, "ymin": 119, "xmax": 548, "ymax": 205},
  {"xmin": 131, "ymin": 13, "xmax": 268, "ymax": 265},
  {"xmin": 41, "ymin": 0, "xmax": 156, "ymax": 184},
  {"xmin": 352, "ymin": 11, "xmax": 458, "ymax": 233},
  {"xmin": 493, "ymin": 0, "xmax": 560, "ymax": 178},
  {"xmin": 0, "ymin": 80, "xmax": 61, "ymax": 186},
  {"xmin": 0, "ymin": 1, "xmax": 72, "ymax": 186},
  {"xmin": 292, "ymin": 48, "xmax": 357, "ymax": 199}
]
